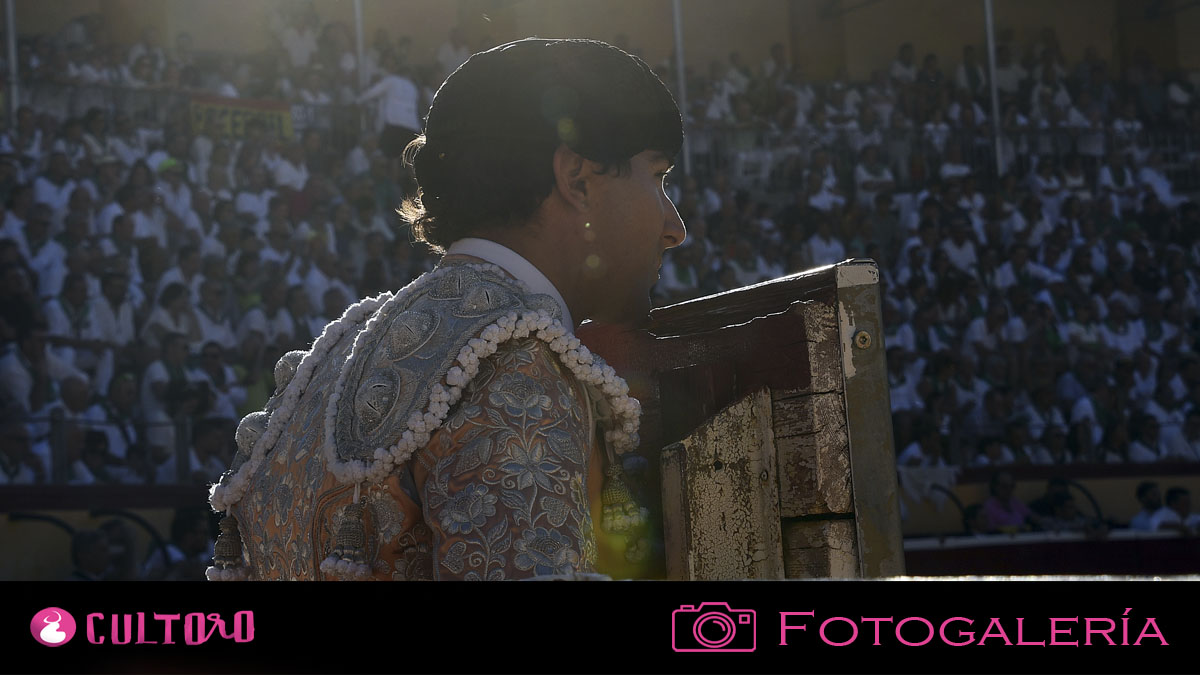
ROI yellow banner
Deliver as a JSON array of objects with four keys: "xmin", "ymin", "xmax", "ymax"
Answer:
[{"xmin": 190, "ymin": 95, "xmax": 293, "ymax": 139}]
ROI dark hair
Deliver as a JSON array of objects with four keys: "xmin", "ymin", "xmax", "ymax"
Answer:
[
  {"xmin": 1165, "ymin": 487, "xmax": 1190, "ymax": 507},
  {"xmin": 159, "ymin": 282, "xmax": 188, "ymax": 308},
  {"xmin": 401, "ymin": 38, "xmax": 682, "ymax": 251}
]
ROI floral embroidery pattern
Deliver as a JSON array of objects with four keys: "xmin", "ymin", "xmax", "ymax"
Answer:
[{"xmin": 417, "ymin": 338, "xmax": 596, "ymax": 580}]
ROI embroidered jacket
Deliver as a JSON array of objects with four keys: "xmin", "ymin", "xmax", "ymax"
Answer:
[{"xmin": 209, "ymin": 261, "xmax": 638, "ymax": 580}]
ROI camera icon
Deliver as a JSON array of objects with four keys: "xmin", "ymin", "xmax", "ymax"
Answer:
[{"xmin": 671, "ymin": 602, "xmax": 757, "ymax": 652}]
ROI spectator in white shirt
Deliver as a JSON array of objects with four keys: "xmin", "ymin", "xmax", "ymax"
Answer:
[
  {"xmin": 23, "ymin": 206, "xmax": 69, "ymax": 301},
  {"xmin": 1100, "ymin": 302, "xmax": 1144, "ymax": 359},
  {"xmin": 296, "ymin": 68, "xmax": 333, "ymax": 105},
  {"xmin": 359, "ymin": 54, "xmax": 421, "ymax": 157},
  {"xmin": 155, "ymin": 416, "xmax": 229, "ymax": 486},
  {"xmin": 273, "ymin": 143, "xmax": 309, "ymax": 192},
  {"xmin": 953, "ymin": 45, "xmax": 987, "ymax": 97},
  {"xmin": 940, "ymin": 220, "xmax": 978, "ymax": 275},
  {"xmin": 141, "ymin": 283, "xmax": 203, "ymax": 355},
  {"xmin": 889, "ymin": 43, "xmax": 917, "ymax": 84},
  {"xmin": 43, "ymin": 272, "xmax": 103, "ymax": 375},
  {"xmin": 1097, "ymin": 152, "xmax": 1139, "ymax": 218},
  {"xmin": 0, "ymin": 319, "xmax": 88, "ymax": 415},
  {"xmin": 194, "ymin": 280, "xmax": 237, "ymax": 353},
  {"xmin": 1128, "ymin": 414, "xmax": 1166, "ymax": 463},
  {"xmin": 854, "ymin": 145, "xmax": 894, "ymax": 210},
  {"xmin": 992, "ymin": 44, "xmax": 1027, "ymax": 96},
  {"xmin": 234, "ymin": 166, "xmax": 275, "ymax": 222},
  {"xmin": 34, "ymin": 151, "xmax": 78, "ymax": 217},
  {"xmin": 0, "ymin": 406, "xmax": 45, "ymax": 485},
  {"xmin": 992, "ymin": 243, "xmax": 1057, "ymax": 293},
  {"xmin": 1164, "ymin": 411, "xmax": 1200, "ymax": 462},
  {"xmin": 1149, "ymin": 487, "xmax": 1200, "ymax": 534},
  {"xmin": 1129, "ymin": 481, "xmax": 1161, "ymax": 531},
  {"xmin": 805, "ymin": 218, "xmax": 846, "ymax": 267},
  {"xmin": 237, "ymin": 279, "xmax": 293, "ymax": 349},
  {"xmin": 938, "ymin": 142, "xmax": 970, "ymax": 181},
  {"xmin": 154, "ymin": 245, "xmax": 206, "ymax": 307},
  {"xmin": 1138, "ymin": 151, "xmax": 1187, "ymax": 209},
  {"xmin": 804, "ymin": 171, "xmax": 845, "ymax": 213},
  {"xmin": 436, "ymin": 27, "xmax": 472, "ymax": 81},
  {"xmin": 274, "ymin": 8, "xmax": 319, "ymax": 69},
  {"xmin": 194, "ymin": 342, "xmax": 245, "ymax": 422},
  {"xmin": 154, "ymin": 158, "xmax": 192, "ymax": 221}
]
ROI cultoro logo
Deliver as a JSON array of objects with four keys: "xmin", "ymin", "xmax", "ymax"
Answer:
[{"xmin": 31, "ymin": 608, "xmax": 77, "ymax": 647}]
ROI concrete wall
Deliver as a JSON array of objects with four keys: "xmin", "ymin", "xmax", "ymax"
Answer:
[{"xmin": 1179, "ymin": 7, "xmax": 1200, "ymax": 71}]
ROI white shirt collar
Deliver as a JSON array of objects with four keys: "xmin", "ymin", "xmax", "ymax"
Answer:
[{"xmin": 446, "ymin": 238, "xmax": 574, "ymax": 332}]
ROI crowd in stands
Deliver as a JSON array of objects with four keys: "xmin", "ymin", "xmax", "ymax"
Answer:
[
  {"xmin": 0, "ymin": 5, "xmax": 450, "ymax": 489},
  {"xmin": 0, "ymin": 7, "xmax": 1198, "ymax": 522},
  {"xmin": 654, "ymin": 29, "xmax": 1200, "ymax": 473}
]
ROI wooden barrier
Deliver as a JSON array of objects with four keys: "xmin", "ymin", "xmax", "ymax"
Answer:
[{"xmin": 580, "ymin": 259, "xmax": 905, "ymax": 579}]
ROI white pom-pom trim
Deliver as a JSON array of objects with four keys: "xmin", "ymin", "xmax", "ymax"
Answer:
[
  {"xmin": 319, "ymin": 555, "xmax": 372, "ymax": 579},
  {"xmin": 205, "ymin": 566, "xmax": 250, "ymax": 581},
  {"xmin": 210, "ymin": 263, "xmax": 641, "ymax": 517}
]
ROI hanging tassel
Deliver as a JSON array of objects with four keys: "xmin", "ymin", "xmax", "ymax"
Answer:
[
  {"xmin": 319, "ymin": 486, "xmax": 372, "ymax": 579},
  {"xmin": 206, "ymin": 515, "xmax": 249, "ymax": 581},
  {"xmin": 600, "ymin": 463, "xmax": 649, "ymax": 535}
]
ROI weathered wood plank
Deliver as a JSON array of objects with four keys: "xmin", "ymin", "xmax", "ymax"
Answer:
[
  {"xmin": 660, "ymin": 389, "xmax": 784, "ymax": 580},
  {"xmin": 773, "ymin": 392, "xmax": 852, "ymax": 518},
  {"xmin": 647, "ymin": 267, "xmax": 839, "ymax": 337},
  {"xmin": 836, "ymin": 262, "xmax": 906, "ymax": 577},
  {"xmin": 781, "ymin": 519, "xmax": 859, "ymax": 579}
]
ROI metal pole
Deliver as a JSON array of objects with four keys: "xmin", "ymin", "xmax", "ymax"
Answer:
[
  {"xmin": 354, "ymin": 0, "xmax": 367, "ymax": 90},
  {"xmin": 671, "ymin": 0, "xmax": 691, "ymax": 176},
  {"xmin": 983, "ymin": 0, "xmax": 1003, "ymax": 177},
  {"xmin": 5, "ymin": 0, "xmax": 18, "ymax": 126}
]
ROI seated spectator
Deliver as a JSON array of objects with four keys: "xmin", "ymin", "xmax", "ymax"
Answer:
[
  {"xmin": 154, "ymin": 416, "xmax": 228, "ymax": 485},
  {"xmin": 67, "ymin": 529, "xmax": 110, "ymax": 581},
  {"xmin": 963, "ymin": 503, "xmax": 994, "ymax": 536},
  {"xmin": 1041, "ymin": 493, "xmax": 1106, "ymax": 537},
  {"xmin": 971, "ymin": 436, "xmax": 1015, "ymax": 467},
  {"xmin": 854, "ymin": 144, "xmax": 894, "ymax": 210},
  {"xmin": 1128, "ymin": 413, "xmax": 1166, "ymax": 463},
  {"xmin": 992, "ymin": 243, "xmax": 1057, "ymax": 293},
  {"xmin": 896, "ymin": 417, "xmax": 945, "ymax": 468},
  {"xmin": 0, "ymin": 404, "xmax": 44, "ymax": 484},
  {"xmin": 1029, "ymin": 477, "xmax": 1071, "ymax": 518},
  {"xmin": 1008, "ymin": 419, "xmax": 1052, "ymax": 464},
  {"xmin": 804, "ymin": 215, "xmax": 846, "ymax": 267},
  {"xmin": 140, "ymin": 283, "xmax": 203, "ymax": 355},
  {"xmin": 194, "ymin": 279, "xmax": 237, "ymax": 353},
  {"xmin": 81, "ymin": 371, "xmax": 141, "ymax": 469},
  {"xmin": 1097, "ymin": 151, "xmax": 1139, "ymax": 218},
  {"xmin": 98, "ymin": 518, "xmax": 139, "ymax": 581},
  {"xmin": 1164, "ymin": 410, "xmax": 1200, "ymax": 461},
  {"xmin": 982, "ymin": 471, "xmax": 1037, "ymax": 533},
  {"xmin": 1149, "ymin": 487, "xmax": 1200, "ymax": 535},
  {"xmin": 1129, "ymin": 481, "xmax": 1161, "ymax": 531},
  {"xmin": 195, "ymin": 341, "xmax": 245, "ymax": 422},
  {"xmin": 0, "ymin": 318, "xmax": 88, "ymax": 415},
  {"xmin": 1038, "ymin": 426, "xmax": 1074, "ymax": 464},
  {"xmin": 141, "ymin": 508, "xmax": 214, "ymax": 580},
  {"xmin": 141, "ymin": 331, "xmax": 207, "ymax": 424}
]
